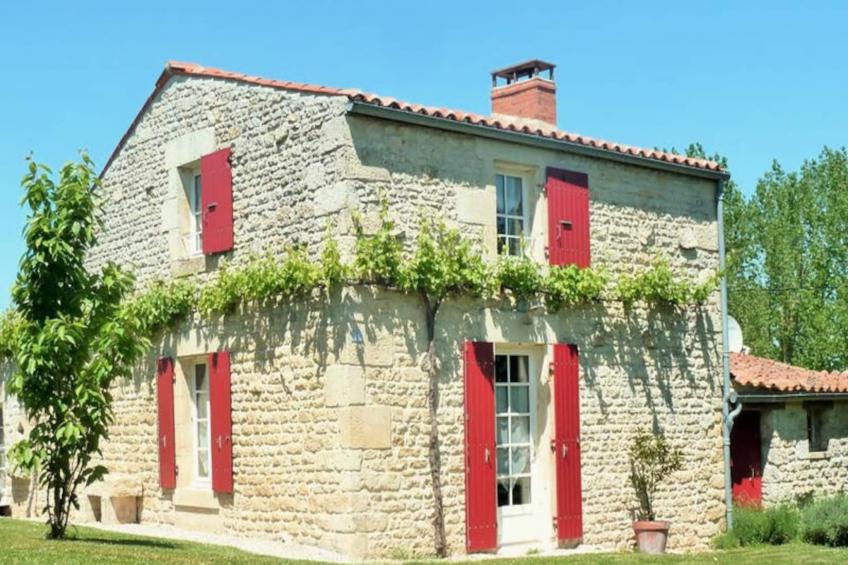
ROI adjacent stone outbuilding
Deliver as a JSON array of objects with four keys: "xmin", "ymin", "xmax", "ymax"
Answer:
[
  {"xmin": 730, "ymin": 353, "xmax": 848, "ymax": 507},
  {"xmin": 2, "ymin": 59, "xmax": 729, "ymax": 558}
]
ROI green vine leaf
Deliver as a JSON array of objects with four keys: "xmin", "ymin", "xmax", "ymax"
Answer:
[
  {"xmin": 543, "ymin": 264, "xmax": 608, "ymax": 312},
  {"xmin": 496, "ymin": 255, "xmax": 543, "ymax": 303},
  {"xmin": 614, "ymin": 259, "xmax": 715, "ymax": 308}
]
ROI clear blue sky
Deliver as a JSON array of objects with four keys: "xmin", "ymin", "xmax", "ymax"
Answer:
[{"xmin": 1, "ymin": 1, "xmax": 846, "ymax": 307}]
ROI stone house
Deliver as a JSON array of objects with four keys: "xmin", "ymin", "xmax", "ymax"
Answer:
[
  {"xmin": 730, "ymin": 352, "xmax": 848, "ymax": 507},
  {"xmin": 2, "ymin": 59, "xmax": 729, "ymax": 558}
]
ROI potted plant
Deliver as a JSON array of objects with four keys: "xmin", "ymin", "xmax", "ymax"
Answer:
[{"xmin": 629, "ymin": 430, "xmax": 683, "ymax": 554}]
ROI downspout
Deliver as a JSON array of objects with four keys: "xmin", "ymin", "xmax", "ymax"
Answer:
[{"xmin": 717, "ymin": 178, "xmax": 742, "ymax": 530}]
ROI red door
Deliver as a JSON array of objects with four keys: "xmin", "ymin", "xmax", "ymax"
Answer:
[
  {"xmin": 552, "ymin": 343, "xmax": 583, "ymax": 545},
  {"xmin": 546, "ymin": 168, "xmax": 590, "ymax": 268},
  {"xmin": 731, "ymin": 411, "xmax": 762, "ymax": 506},
  {"xmin": 464, "ymin": 341, "xmax": 498, "ymax": 552},
  {"xmin": 209, "ymin": 351, "xmax": 234, "ymax": 494},
  {"xmin": 156, "ymin": 357, "xmax": 176, "ymax": 490}
]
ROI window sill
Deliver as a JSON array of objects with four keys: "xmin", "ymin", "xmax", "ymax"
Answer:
[
  {"xmin": 171, "ymin": 254, "xmax": 206, "ymax": 278},
  {"xmin": 172, "ymin": 487, "xmax": 218, "ymax": 510},
  {"xmin": 806, "ymin": 451, "xmax": 830, "ymax": 461}
]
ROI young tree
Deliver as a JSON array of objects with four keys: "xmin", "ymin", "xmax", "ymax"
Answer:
[
  {"xmin": 399, "ymin": 220, "xmax": 490, "ymax": 557},
  {"xmin": 353, "ymin": 209, "xmax": 490, "ymax": 556},
  {"xmin": 726, "ymin": 148, "xmax": 848, "ymax": 370},
  {"xmin": 628, "ymin": 431, "xmax": 682, "ymax": 521},
  {"xmin": 8, "ymin": 155, "xmax": 147, "ymax": 538}
]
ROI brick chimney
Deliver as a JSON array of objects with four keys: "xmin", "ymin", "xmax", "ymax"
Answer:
[{"xmin": 491, "ymin": 60, "xmax": 556, "ymax": 126}]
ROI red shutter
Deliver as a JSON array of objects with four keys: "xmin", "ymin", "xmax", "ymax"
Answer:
[
  {"xmin": 156, "ymin": 357, "xmax": 176, "ymax": 490},
  {"xmin": 209, "ymin": 351, "xmax": 233, "ymax": 494},
  {"xmin": 201, "ymin": 148, "xmax": 234, "ymax": 255},
  {"xmin": 464, "ymin": 341, "xmax": 498, "ymax": 552},
  {"xmin": 553, "ymin": 343, "xmax": 583, "ymax": 544},
  {"xmin": 546, "ymin": 168, "xmax": 590, "ymax": 267}
]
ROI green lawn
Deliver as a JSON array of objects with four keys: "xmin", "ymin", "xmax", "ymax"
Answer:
[
  {"xmin": 473, "ymin": 543, "xmax": 848, "ymax": 565},
  {"xmin": 0, "ymin": 518, "xmax": 300, "ymax": 564},
  {"xmin": 1, "ymin": 517, "xmax": 847, "ymax": 564}
]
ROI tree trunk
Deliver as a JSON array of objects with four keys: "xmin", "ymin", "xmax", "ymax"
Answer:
[
  {"xmin": 49, "ymin": 483, "xmax": 66, "ymax": 539},
  {"xmin": 46, "ymin": 456, "xmax": 76, "ymax": 540},
  {"xmin": 423, "ymin": 295, "xmax": 447, "ymax": 557}
]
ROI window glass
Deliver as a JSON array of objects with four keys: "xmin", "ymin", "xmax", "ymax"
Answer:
[
  {"xmin": 807, "ymin": 407, "xmax": 829, "ymax": 453},
  {"xmin": 506, "ymin": 176, "xmax": 523, "ymax": 216},
  {"xmin": 496, "ymin": 175, "xmax": 505, "ymax": 215},
  {"xmin": 495, "ymin": 354, "xmax": 532, "ymax": 507},
  {"xmin": 495, "ymin": 355, "xmax": 508, "ymax": 383},
  {"xmin": 496, "ymin": 174, "xmax": 525, "ymax": 256},
  {"xmin": 194, "ymin": 363, "xmax": 211, "ymax": 481},
  {"xmin": 187, "ymin": 173, "xmax": 203, "ymax": 254},
  {"xmin": 496, "ymin": 387, "xmax": 508, "ymax": 412}
]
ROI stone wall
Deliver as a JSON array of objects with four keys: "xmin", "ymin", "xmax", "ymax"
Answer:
[
  {"xmin": 761, "ymin": 402, "xmax": 848, "ymax": 505},
  {"xmin": 0, "ymin": 373, "xmax": 43, "ymax": 515},
  {"xmin": 87, "ymin": 75, "xmax": 352, "ymax": 283},
  {"xmin": 90, "ymin": 73, "xmax": 718, "ymax": 291},
  {"xmin": 6, "ymin": 289, "xmax": 722, "ymax": 556},
  {"xmin": 5, "ymin": 72, "xmax": 725, "ymax": 557}
]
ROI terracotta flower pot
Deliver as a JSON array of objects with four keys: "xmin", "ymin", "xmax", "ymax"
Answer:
[{"xmin": 632, "ymin": 520, "xmax": 670, "ymax": 554}]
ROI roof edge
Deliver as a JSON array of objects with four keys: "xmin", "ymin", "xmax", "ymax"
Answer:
[
  {"xmin": 346, "ymin": 101, "xmax": 730, "ymax": 181},
  {"xmin": 100, "ymin": 61, "xmax": 354, "ymax": 179},
  {"xmin": 100, "ymin": 60, "xmax": 729, "ymax": 181},
  {"xmin": 736, "ymin": 391, "xmax": 848, "ymax": 403}
]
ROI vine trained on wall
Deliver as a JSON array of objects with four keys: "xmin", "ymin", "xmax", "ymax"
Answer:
[{"xmin": 0, "ymin": 210, "xmax": 717, "ymax": 359}]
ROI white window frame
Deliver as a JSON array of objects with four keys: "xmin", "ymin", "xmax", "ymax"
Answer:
[
  {"xmin": 494, "ymin": 351, "xmax": 535, "ymax": 514},
  {"xmin": 191, "ymin": 362, "xmax": 212, "ymax": 487},
  {"xmin": 186, "ymin": 172, "xmax": 203, "ymax": 256},
  {"xmin": 495, "ymin": 172, "xmax": 529, "ymax": 257}
]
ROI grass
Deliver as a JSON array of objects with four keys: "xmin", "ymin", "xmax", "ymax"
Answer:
[
  {"xmin": 1, "ymin": 518, "xmax": 847, "ymax": 564},
  {"xmin": 0, "ymin": 518, "xmax": 302, "ymax": 564},
  {"xmin": 465, "ymin": 543, "xmax": 847, "ymax": 564}
]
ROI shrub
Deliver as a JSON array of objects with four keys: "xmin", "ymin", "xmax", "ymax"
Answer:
[
  {"xmin": 800, "ymin": 494, "xmax": 848, "ymax": 546},
  {"xmin": 764, "ymin": 504, "xmax": 799, "ymax": 544},
  {"xmin": 732, "ymin": 504, "xmax": 798, "ymax": 546},
  {"xmin": 712, "ymin": 531, "xmax": 741, "ymax": 550},
  {"xmin": 732, "ymin": 505, "xmax": 767, "ymax": 545},
  {"xmin": 628, "ymin": 430, "xmax": 683, "ymax": 521}
]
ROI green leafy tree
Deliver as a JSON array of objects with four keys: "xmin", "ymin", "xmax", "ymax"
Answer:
[
  {"xmin": 683, "ymin": 143, "xmax": 848, "ymax": 370},
  {"xmin": 723, "ymin": 147, "xmax": 848, "ymax": 369},
  {"xmin": 7, "ymin": 155, "xmax": 150, "ymax": 539}
]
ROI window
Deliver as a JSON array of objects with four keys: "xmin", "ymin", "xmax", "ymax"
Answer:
[
  {"xmin": 496, "ymin": 174, "xmax": 525, "ymax": 256},
  {"xmin": 192, "ymin": 363, "xmax": 211, "ymax": 483},
  {"xmin": 495, "ymin": 354, "xmax": 531, "ymax": 507},
  {"xmin": 186, "ymin": 173, "xmax": 203, "ymax": 255},
  {"xmin": 807, "ymin": 405, "xmax": 829, "ymax": 453}
]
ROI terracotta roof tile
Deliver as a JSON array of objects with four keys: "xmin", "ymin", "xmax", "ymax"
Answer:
[
  {"xmin": 348, "ymin": 90, "xmax": 731, "ymax": 171},
  {"xmin": 730, "ymin": 352, "xmax": 848, "ymax": 393},
  {"xmin": 101, "ymin": 61, "xmax": 726, "ymax": 178}
]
